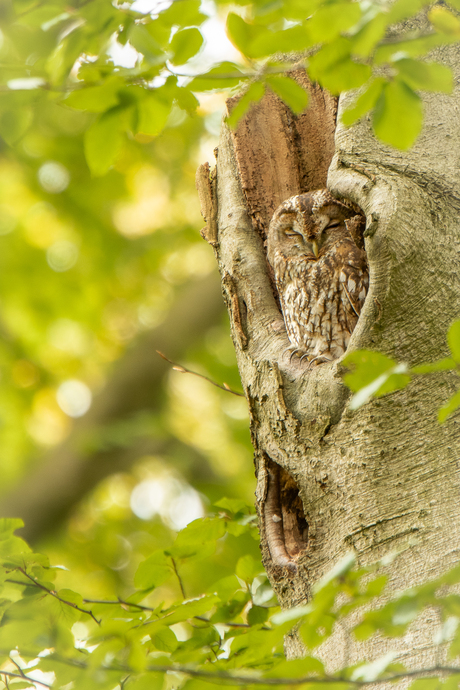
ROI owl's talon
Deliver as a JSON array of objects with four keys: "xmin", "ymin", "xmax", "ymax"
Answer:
[
  {"xmin": 307, "ymin": 354, "xmax": 332, "ymax": 370},
  {"xmin": 284, "ymin": 348, "xmax": 302, "ymax": 363}
]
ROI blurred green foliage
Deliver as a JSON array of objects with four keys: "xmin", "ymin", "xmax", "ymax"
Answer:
[
  {"xmin": 1, "ymin": 516, "xmax": 460, "ymax": 689},
  {"xmin": 343, "ymin": 319, "xmax": 460, "ymax": 421},
  {"xmin": 0, "ymin": 0, "xmax": 458, "ymax": 686}
]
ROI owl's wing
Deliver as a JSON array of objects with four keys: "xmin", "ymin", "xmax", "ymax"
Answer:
[{"xmin": 336, "ymin": 241, "xmax": 369, "ymax": 326}]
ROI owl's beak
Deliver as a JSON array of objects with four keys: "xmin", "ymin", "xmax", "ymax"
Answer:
[{"xmin": 311, "ymin": 240, "xmax": 319, "ymax": 257}]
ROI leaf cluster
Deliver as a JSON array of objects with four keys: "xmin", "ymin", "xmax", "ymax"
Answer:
[
  {"xmin": 1, "ymin": 0, "xmax": 460, "ymax": 167},
  {"xmin": 1, "ymin": 515, "xmax": 460, "ymax": 689},
  {"xmin": 343, "ymin": 319, "xmax": 460, "ymax": 422}
]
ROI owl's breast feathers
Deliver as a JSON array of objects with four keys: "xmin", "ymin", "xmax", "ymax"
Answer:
[{"xmin": 275, "ymin": 238, "xmax": 369, "ymax": 361}]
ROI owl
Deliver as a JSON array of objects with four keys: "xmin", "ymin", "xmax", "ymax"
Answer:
[{"xmin": 267, "ymin": 190, "xmax": 369, "ymax": 366}]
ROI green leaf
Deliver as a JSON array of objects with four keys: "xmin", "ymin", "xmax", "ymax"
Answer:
[
  {"xmin": 265, "ymin": 656, "xmax": 325, "ymax": 679},
  {"xmin": 0, "ymin": 518, "xmax": 24, "ymax": 540},
  {"xmin": 343, "ymin": 350, "xmax": 396, "ymax": 391},
  {"xmin": 129, "ymin": 24, "xmax": 165, "ymax": 65},
  {"xmin": 227, "ymin": 81, "xmax": 265, "ymax": 128},
  {"xmin": 373, "ymin": 80, "xmax": 423, "ymax": 149},
  {"xmin": 134, "ymin": 550, "xmax": 172, "ymax": 590},
  {"xmin": 308, "ymin": 2, "xmax": 362, "ymax": 41},
  {"xmin": 387, "ymin": 0, "xmax": 431, "ymax": 23},
  {"xmin": 157, "ymin": 594, "xmax": 219, "ymax": 625},
  {"xmin": 309, "ymin": 39, "xmax": 371, "ymax": 94},
  {"xmin": 351, "ymin": 652, "xmax": 399, "ymax": 681},
  {"xmin": 438, "ymin": 388, "xmax": 460, "ymax": 423},
  {"xmin": 250, "ymin": 26, "xmax": 313, "ymax": 57},
  {"xmin": 126, "ymin": 674, "xmax": 164, "ymax": 690},
  {"xmin": 226, "ymin": 12, "xmax": 263, "ymax": 58},
  {"xmin": 236, "ymin": 554, "xmax": 262, "ymax": 582},
  {"xmin": 65, "ymin": 77, "xmax": 122, "ymax": 113},
  {"xmin": 136, "ymin": 92, "xmax": 171, "ymax": 137},
  {"xmin": 160, "ymin": 0, "xmax": 207, "ymax": 28},
  {"xmin": 429, "ymin": 6, "xmax": 460, "ymax": 35},
  {"xmin": 412, "ymin": 357, "xmax": 456, "ymax": 373},
  {"xmin": 314, "ymin": 552, "xmax": 356, "ymax": 592},
  {"xmin": 341, "ymin": 78, "xmax": 386, "ymax": 126},
  {"xmin": 188, "ymin": 62, "xmax": 245, "ymax": 92},
  {"xmin": 448, "ymin": 320, "xmax": 460, "ymax": 362},
  {"xmin": 0, "ymin": 535, "xmax": 30, "ymax": 558},
  {"xmin": 408, "ymin": 680, "xmax": 443, "ymax": 690},
  {"xmin": 247, "ymin": 604, "xmax": 269, "ymax": 625},
  {"xmin": 351, "ymin": 14, "xmax": 388, "ymax": 56},
  {"xmin": 265, "ymin": 75, "xmax": 309, "ymax": 113},
  {"xmin": 84, "ymin": 109, "xmax": 124, "ymax": 176},
  {"xmin": 172, "ymin": 517, "xmax": 226, "ymax": 550},
  {"xmin": 209, "ymin": 574, "xmax": 241, "ymax": 600},
  {"xmin": 214, "ymin": 497, "xmax": 250, "ymax": 514},
  {"xmin": 396, "ymin": 58, "xmax": 452, "ymax": 93},
  {"xmin": 271, "ymin": 604, "xmax": 312, "ymax": 625},
  {"xmin": 170, "ymin": 28, "xmax": 203, "ymax": 66},
  {"xmin": 151, "ymin": 626, "xmax": 178, "ymax": 652},
  {"xmin": 375, "ymin": 34, "xmax": 445, "ymax": 63}
]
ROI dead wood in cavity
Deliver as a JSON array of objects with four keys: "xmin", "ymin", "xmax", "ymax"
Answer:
[
  {"xmin": 222, "ymin": 273, "xmax": 248, "ymax": 350},
  {"xmin": 196, "ymin": 162, "xmax": 218, "ymax": 247},
  {"xmin": 227, "ymin": 70, "xmax": 338, "ymax": 242},
  {"xmin": 262, "ymin": 456, "xmax": 309, "ymax": 576}
]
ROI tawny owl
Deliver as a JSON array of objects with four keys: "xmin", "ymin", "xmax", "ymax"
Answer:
[{"xmin": 267, "ymin": 189, "xmax": 369, "ymax": 366}]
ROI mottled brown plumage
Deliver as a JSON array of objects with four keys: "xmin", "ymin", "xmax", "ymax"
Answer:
[{"xmin": 267, "ymin": 190, "xmax": 368, "ymax": 365}]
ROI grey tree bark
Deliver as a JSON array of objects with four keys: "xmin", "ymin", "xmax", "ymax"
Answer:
[{"xmin": 197, "ymin": 48, "xmax": 460, "ymax": 669}]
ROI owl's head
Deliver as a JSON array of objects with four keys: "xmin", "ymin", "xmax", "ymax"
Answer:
[{"xmin": 267, "ymin": 190, "xmax": 357, "ymax": 266}]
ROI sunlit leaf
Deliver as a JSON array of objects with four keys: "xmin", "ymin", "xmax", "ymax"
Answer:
[
  {"xmin": 134, "ymin": 550, "xmax": 172, "ymax": 590},
  {"xmin": 351, "ymin": 652, "xmax": 398, "ymax": 681},
  {"xmin": 373, "ymin": 80, "xmax": 423, "ymax": 149},
  {"xmin": 438, "ymin": 388, "xmax": 460, "ymax": 423},
  {"xmin": 170, "ymin": 28, "xmax": 203, "ymax": 65},
  {"xmin": 65, "ymin": 77, "xmax": 122, "ymax": 113},
  {"xmin": 136, "ymin": 92, "xmax": 171, "ymax": 137},
  {"xmin": 447, "ymin": 320, "xmax": 460, "ymax": 362},
  {"xmin": 351, "ymin": 14, "xmax": 388, "ymax": 56},
  {"xmin": 395, "ymin": 58, "xmax": 453, "ymax": 93},
  {"xmin": 265, "ymin": 75, "xmax": 309, "ymax": 113},
  {"xmin": 341, "ymin": 78, "xmax": 386, "ymax": 126},
  {"xmin": 308, "ymin": 2, "xmax": 361, "ymax": 41},
  {"xmin": 429, "ymin": 6, "xmax": 460, "ymax": 35},
  {"xmin": 84, "ymin": 109, "xmax": 124, "ymax": 176},
  {"xmin": 129, "ymin": 24, "xmax": 165, "ymax": 64},
  {"xmin": 227, "ymin": 81, "xmax": 265, "ymax": 128},
  {"xmin": 236, "ymin": 554, "xmax": 262, "ymax": 582},
  {"xmin": 412, "ymin": 357, "xmax": 456, "ymax": 373},
  {"xmin": 188, "ymin": 62, "xmax": 245, "ymax": 92},
  {"xmin": 151, "ymin": 626, "xmax": 178, "ymax": 652}
]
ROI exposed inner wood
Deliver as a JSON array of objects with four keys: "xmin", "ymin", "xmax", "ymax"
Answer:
[
  {"xmin": 264, "ymin": 457, "xmax": 309, "ymax": 573},
  {"xmin": 227, "ymin": 70, "xmax": 338, "ymax": 241}
]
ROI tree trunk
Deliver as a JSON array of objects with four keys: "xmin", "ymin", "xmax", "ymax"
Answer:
[{"xmin": 197, "ymin": 49, "xmax": 460, "ymax": 669}]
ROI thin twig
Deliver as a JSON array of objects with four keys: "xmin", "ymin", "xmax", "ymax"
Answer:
[
  {"xmin": 156, "ymin": 351, "xmax": 244, "ymax": 397},
  {"xmin": 82, "ymin": 597, "xmax": 153, "ymax": 611},
  {"xmin": 0, "ymin": 670, "xmax": 51, "ymax": 688},
  {"xmin": 12, "ymin": 568, "xmax": 101, "ymax": 626},
  {"xmin": 171, "ymin": 557, "xmax": 186, "ymax": 599}
]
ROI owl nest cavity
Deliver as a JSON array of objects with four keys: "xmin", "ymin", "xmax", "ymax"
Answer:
[{"xmin": 267, "ymin": 190, "xmax": 368, "ymax": 368}]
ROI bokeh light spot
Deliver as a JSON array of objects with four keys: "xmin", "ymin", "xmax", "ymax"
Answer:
[
  {"xmin": 57, "ymin": 379, "xmax": 92, "ymax": 418},
  {"xmin": 46, "ymin": 240, "xmax": 79, "ymax": 271},
  {"xmin": 38, "ymin": 161, "xmax": 70, "ymax": 193}
]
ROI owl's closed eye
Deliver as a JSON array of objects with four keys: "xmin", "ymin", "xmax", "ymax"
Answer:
[{"xmin": 267, "ymin": 190, "xmax": 368, "ymax": 366}]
